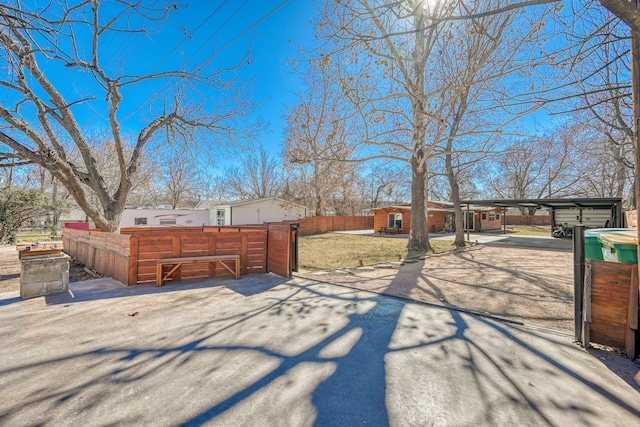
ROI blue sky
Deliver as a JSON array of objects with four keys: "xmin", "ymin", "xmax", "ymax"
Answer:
[
  {"xmin": 120, "ymin": 0, "xmax": 318, "ymax": 166},
  {"xmin": 9, "ymin": 1, "xmax": 565, "ymax": 175},
  {"xmin": 19, "ymin": 1, "xmax": 317, "ymax": 170}
]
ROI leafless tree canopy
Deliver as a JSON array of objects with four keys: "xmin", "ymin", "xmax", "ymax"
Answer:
[
  {"xmin": 304, "ymin": 0, "xmax": 554, "ymax": 249},
  {"xmin": 225, "ymin": 146, "xmax": 283, "ymax": 200},
  {"xmin": 0, "ymin": 0, "xmax": 255, "ymax": 230}
]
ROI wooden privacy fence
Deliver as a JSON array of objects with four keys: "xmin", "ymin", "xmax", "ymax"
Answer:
[
  {"xmin": 582, "ymin": 260, "xmax": 638, "ymax": 357},
  {"xmin": 267, "ymin": 223, "xmax": 298, "ymax": 278},
  {"xmin": 283, "ymin": 216, "xmax": 374, "ymax": 236},
  {"xmin": 62, "ymin": 228, "xmax": 131, "ymax": 285},
  {"xmin": 123, "ymin": 226, "xmax": 268, "ymax": 285},
  {"xmin": 504, "ymin": 215, "xmax": 551, "ymax": 226},
  {"xmin": 63, "ymin": 225, "xmax": 300, "ymax": 285}
]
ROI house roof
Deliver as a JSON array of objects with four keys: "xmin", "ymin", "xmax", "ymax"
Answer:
[
  {"xmin": 372, "ymin": 203, "xmax": 499, "ymax": 213},
  {"xmin": 197, "ymin": 197, "xmax": 308, "ymax": 211}
]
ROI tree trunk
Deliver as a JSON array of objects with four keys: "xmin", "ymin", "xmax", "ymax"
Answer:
[
  {"xmin": 446, "ymin": 151, "xmax": 466, "ymax": 247},
  {"xmin": 408, "ymin": 157, "xmax": 430, "ymax": 251}
]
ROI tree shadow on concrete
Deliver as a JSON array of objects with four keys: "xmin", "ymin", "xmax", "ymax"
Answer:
[
  {"xmin": 0, "ymin": 273, "xmax": 638, "ymax": 425},
  {"xmin": 43, "ymin": 274, "xmax": 287, "ymax": 305}
]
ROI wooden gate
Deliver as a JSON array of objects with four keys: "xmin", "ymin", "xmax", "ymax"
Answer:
[{"xmin": 267, "ymin": 223, "xmax": 299, "ymax": 277}]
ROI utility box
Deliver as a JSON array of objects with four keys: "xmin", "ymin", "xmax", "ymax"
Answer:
[{"xmin": 20, "ymin": 250, "xmax": 71, "ymax": 299}]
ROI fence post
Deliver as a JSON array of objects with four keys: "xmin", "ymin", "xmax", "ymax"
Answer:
[
  {"xmin": 241, "ymin": 233, "xmax": 248, "ymax": 274},
  {"xmin": 128, "ymin": 236, "xmax": 138, "ymax": 286},
  {"xmin": 573, "ymin": 224, "xmax": 586, "ymax": 343}
]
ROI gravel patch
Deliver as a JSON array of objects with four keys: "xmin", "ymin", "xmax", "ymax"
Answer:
[{"xmin": 295, "ymin": 245, "xmax": 574, "ymax": 333}]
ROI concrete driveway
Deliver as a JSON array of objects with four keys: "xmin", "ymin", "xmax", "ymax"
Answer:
[
  {"xmin": 0, "ymin": 275, "xmax": 638, "ymax": 426},
  {"xmin": 431, "ymin": 232, "xmax": 574, "ymax": 250}
]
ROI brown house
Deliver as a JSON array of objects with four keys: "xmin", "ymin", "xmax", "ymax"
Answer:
[{"xmin": 372, "ymin": 201, "xmax": 503, "ymax": 234}]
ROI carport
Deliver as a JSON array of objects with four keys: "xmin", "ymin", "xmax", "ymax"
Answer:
[{"xmin": 461, "ymin": 197, "xmax": 624, "ymax": 235}]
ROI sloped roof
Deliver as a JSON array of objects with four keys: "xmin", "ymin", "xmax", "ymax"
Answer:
[
  {"xmin": 197, "ymin": 197, "xmax": 307, "ymax": 211},
  {"xmin": 372, "ymin": 202, "xmax": 498, "ymax": 213}
]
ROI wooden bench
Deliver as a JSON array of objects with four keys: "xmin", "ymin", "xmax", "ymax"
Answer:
[
  {"xmin": 379, "ymin": 227, "xmax": 402, "ymax": 234},
  {"xmin": 156, "ymin": 255, "xmax": 240, "ymax": 287}
]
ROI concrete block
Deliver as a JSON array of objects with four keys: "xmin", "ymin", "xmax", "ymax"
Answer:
[{"xmin": 20, "ymin": 253, "xmax": 71, "ymax": 299}]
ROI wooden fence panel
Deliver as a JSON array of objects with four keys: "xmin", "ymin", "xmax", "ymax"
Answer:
[
  {"xmin": 267, "ymin": 223, "xmax": 293, "ymax": 277},
  {"xmin": 62, "ymin": 229, "xmax": 131, "ymax": 285},
  {"xmin": 587, "ymin": 260, "xmax": 633, "ymax": 349},
  {"xmin": 286, "ymin": 216, "xmax": 373, "ymax": 236},
  {"xmin": 64, "ymin": 224, "xmax": 291, "ymax": 285},
  {"xmin": 505, "ymin": 215, "xmax": 551, "ymax": 226},
  {"xmin": 122, "ymin": 226, "xmax": 268, "ymax": 285}
]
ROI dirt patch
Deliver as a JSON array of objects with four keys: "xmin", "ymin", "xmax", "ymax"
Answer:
[
  {"xmin": 295, "ymin": 244, "xmax": 575, "ymax": 334},
  {"xmin": 0, "ymin": 244, "xmax": 101, "ymax": 294}
]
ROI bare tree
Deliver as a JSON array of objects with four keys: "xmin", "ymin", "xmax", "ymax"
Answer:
[
  {"xmin": 225, "ymin": 146, "xmax": 283, "ymax": 200},
  {"xmin": 430, "ymin": 3, "xmax": 548, "ymax": 246},
  {"xmin": 487, "ymin": 126, "xmax": 584, "ymax": 211},
  {"xmin": 557, "ymin": 6, "xmax": 634, "ymax": 201},
  {"xmin": 0, "ymin": 1, "xmax": 254, "ymax": 231},
  {"xmin": 312, "ymin": 0, "xmax": 552, "ymax": 250},
  {"xmin": 599, "ymin": 0, "xmax": 640, "ymax": 33},
  {"xmin": 365, "ymin": 163, "xmax": 410, "ymax": 209},
  {"xmin": 283, "ymin": 70, "xmax": 358, "ymax": 216},
  {"xmin": 153, "ymin": 152, "xmax": 203, "ymax": 209}
]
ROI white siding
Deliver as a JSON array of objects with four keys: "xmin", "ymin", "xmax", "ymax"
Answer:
[
  {"xmin": 554, "ymin": 208, "xmax": 612, "ymax": 228},
  {"xmin": 231, "ymin": 199, "xmax": 306, "ymax": 225},
  {"xmin": 119, "ymin": 209, "xmax": 210, "ymax": 228},
  {"xmin": 580, "ymin": 208, "xmax": 613, "ymax": 228}
]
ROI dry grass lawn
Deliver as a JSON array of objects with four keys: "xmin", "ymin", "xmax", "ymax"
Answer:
[
  {"xmin": 298, "ymin": 233, "xmax": 457, "ymax": 271},
  {"xmin": 507, "ymin": 225, "xmax": 552, "ymax": 236}
]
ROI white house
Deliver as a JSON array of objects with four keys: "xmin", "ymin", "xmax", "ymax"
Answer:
[
  {"xmin": 197, "ymin": 197, "xmax": 307, "ymax": 226},
  {"xmin": 119, "ymin": 208, "xmax": 210, "ymax": 228}
]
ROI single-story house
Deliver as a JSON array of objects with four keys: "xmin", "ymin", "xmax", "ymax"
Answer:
[
  {"xmin": 119, "ymin": 208, "xmax": 210, "ymax": 228},
  {"xmin": 196, "ymin": 197, "xmax": 307, "ymax": 226},
  {"xmin": 372, "ymin": 201, "xmax": 503, "ymax": 234}
]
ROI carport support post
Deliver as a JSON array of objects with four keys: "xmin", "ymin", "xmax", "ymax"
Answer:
[{"xmin": 573, "ymin": 225, "xmax": 586, "ymax": 343}]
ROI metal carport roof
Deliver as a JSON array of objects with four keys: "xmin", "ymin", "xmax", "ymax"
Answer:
[
  {"xmin": 460, "ymin": 197, "xmax": 623, "ymax": 210},
  {"xmin": 459, "ymin": 197, "xmax": 625, "ymax": 232}
]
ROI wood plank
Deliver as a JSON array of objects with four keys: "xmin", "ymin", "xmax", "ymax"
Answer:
[
  {"xmin": 589, "ymin": 260, "xmax": 632, "ymax": 350},
  {"xmin": 627, "ymin": 265, "xmax": 639, "ymax": 358},
  {"xmin": 128, "ymin": 236, "xmax": 139, "ymax": 286}
]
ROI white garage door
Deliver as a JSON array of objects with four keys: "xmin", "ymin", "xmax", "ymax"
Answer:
[{"xmin": 554, "ymin": 208, "xmax": 612, "ymax": 228}]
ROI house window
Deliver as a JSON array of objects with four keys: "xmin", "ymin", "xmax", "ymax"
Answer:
[
  {"xmin": 159, "ymin": 218, "xmax": 176, "ymax": 225},
  {"xmin": 134, "ymin": 217, "xmax": 147, "ymax": 225},
  {"xmin": 496, "ymin": 213, "xmax": 500, "ymax": 220},
  {"xmin": 216, "ymin": 209, "xmax": 225, "ymax": 226},
  {"xmin": 489, "ymin": 212, "xmax": 495, "ymax": 221},
  {"xmin": 388, "ymin": 213, "xmax": 402, "ymax": 230},
  {"xmin": 481, "ymin": 213, "xmax": 487, "ymax": 220}
]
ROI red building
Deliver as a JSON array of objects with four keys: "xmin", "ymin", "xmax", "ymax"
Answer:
[{"xmin": 372, "ymin": 201, "xmax": 503, "ymax": 234}]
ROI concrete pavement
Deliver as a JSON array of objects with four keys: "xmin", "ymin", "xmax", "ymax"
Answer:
[{"xmin": 0, "ymin": 274, "xmax": 638, "ymax": 426}]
